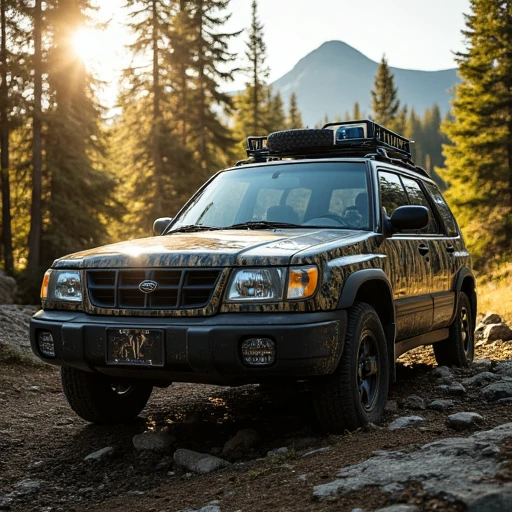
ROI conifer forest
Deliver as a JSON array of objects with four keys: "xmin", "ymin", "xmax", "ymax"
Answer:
[{"xmin": 0, "ymin": 0, "xmax": 511, "ymax": 302}]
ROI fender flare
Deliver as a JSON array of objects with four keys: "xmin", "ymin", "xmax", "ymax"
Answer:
[{"xmin": 451, "ymin": 266, "xmax": 477, "ymax": 325}]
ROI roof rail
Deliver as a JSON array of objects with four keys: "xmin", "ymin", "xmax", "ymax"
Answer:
[{"xmin": 241, "ymin": 120, "xmax": 428, "ymax": 176}]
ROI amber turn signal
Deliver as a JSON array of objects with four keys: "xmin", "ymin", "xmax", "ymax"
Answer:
[
  {"xmin": 287, "ymin": 266, "xmax": 318, "ymax": 299},
  {"xmin": 40, "ymin": 270, "xmax": 51, "ymax": 299}
]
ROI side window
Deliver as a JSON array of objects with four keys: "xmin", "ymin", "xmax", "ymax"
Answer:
[
  {"xmin": 379, "ymin": 171, "xmax": 409, "ymax": 217},
  {"xmin": 401, "ymin": 177, "xmax": 439, "ymax": 234},
  {"xmin": 424, "ymin": 183, "xmax": 459, "ymax": 237}
]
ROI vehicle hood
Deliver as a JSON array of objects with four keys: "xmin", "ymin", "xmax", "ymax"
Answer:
[{"xmin": 52, "ymin": 229, "xmax": 373, "ymax": 269}]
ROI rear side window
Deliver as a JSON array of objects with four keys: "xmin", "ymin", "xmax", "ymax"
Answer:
[
  {"xmin": 401, "ymin": 177, "xmax": 439, "ymax": 234},
  {"xmin": 424, "ymin": 183, "xmax": 459, "ymax": 237},
  {"xmin": 379, "ymin": 171, "xmax": 409, "ymax": 216}
]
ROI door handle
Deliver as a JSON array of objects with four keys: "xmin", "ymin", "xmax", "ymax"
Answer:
[
  {"xmin": 446, "ymin": 245, "xmax": 455, "ymax": 253},
  {"xmin": 418, "ymin": 244, "xmax": 429, "ymax": 256}
]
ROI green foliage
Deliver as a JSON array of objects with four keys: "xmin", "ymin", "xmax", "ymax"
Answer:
[
  {"xmin": 439, "ymin": 0, "xmax": 512, "ymax": 268},
  {"xmin": 287, "ymin": 92, "xmax": 303, "ymax": 129},
  {"xmin": 371, "ymin": 55, "xmax": 400, "ymax": 129}
]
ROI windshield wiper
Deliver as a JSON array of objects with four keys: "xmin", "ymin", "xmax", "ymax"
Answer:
[
  {"xmin": 168, "ymin": 224, "xmax": 221, "ymax": 234},
  {"xmin": 225, "ymin": 221, "xmax": 302, "ymax": 230}
]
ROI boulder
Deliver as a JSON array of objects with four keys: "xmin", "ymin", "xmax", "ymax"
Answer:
[
  {"xmin": 481, "ymin": 382, "xmax": 512, "ymax": 402},
  {"xmin": 446, "ymin": 412, "xmax": 484, "ymax": 431},
  {"xmin": 222, "ymin": 428, "xmax": 260, "ymax": 456},
  {"xmin": 427, "ymin": 399, "xmax": 454, "ymax": 411},
  {"xmin": 133, "ymin": 430, "xmax": 175, "ymax": 452},
  {"xmin": 173, "ymin": 449, "xmax": 230, "ymax": 474},
  {"xmin": 431, "ymin": 366, "xmax": 454, "ymax": 382},
  {"xmin": 437, "ymin": 382, "xmax": 466, "ymax": 396},
  {"xmin": 388, "ymin": 416, "xmax": 424, "ymax": 430},
  {"xmin": 481, "ymin": 313, "xmax": 503, "ymax": 325},
  {"xmin": 0, "ymin": 272, "xmax": 17, "ymax": 304},
  {"xmin": 84, "ymin": 446, "xmax": 115, "ymax": 462},
  {"xmin": 494, "ymin": 361, "xmax": 512, "ymax": 378},
  {"xmin": 462, "ymin": 372, "xmax": 504, "ymax": 388},
  {"xmin": 405, "ymin": 395, "xmax": 426, "ymax": 410},
  {"xmin": 482, "ymin": 324, "xmax": 512, "ymax": 343}
]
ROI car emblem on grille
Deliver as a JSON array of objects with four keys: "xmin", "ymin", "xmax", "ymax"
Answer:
[{"xmin": 139, "ymin": 280, "xmax": 158, "ymax": 293}]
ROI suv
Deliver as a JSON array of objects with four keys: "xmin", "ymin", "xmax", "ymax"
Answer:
[{"xmin": 30, "ymin": 120, "xmax": 476, "ymax": 432}]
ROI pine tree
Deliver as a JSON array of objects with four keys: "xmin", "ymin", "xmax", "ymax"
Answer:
[
  {"xmin": 187, "ymin": 0, "xmax": 240, "ymax": 175},
  {"xmin": 42, "ymin": 0, "xmax": 119, "ymax": 264},
  {"xmin": 440, "ymin": 0, "xmax": 512, "ymax": 266},
  {"xmin": 371, "ymin": 55, "xmax": 400, "ymax": 129},
  {"xmin": 353, "ymin": 101, "xmax": 362, "ymax": 120},
  {"xmin": 287, "ymin": 92, "xmax": 303, "ymax": 129},
  {"xmin": 265, "ymin": 89, "xmax": 285, "ymax": 133},
  {"xmin": 236, "ymin": 0, "xmax": 269, "ymax": 138}
]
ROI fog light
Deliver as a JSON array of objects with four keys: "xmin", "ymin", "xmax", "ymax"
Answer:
[
  {"xmin": 241, "ymin": 338, "xmax": 275, "ymax": 367},
  {"xmin": 38, "ymin": 331, "xmax": 55, "ymax": 357}
]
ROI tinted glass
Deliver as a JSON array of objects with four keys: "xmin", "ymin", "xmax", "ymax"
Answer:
[
  {"xmin": 379, "ymin": 171, "xmax": 409, "ymax": 216},
  {"xmin": 401, "ymin": 177, "xmax": 439, "ymax": 234},
  {"xmin": 424, "ymin": 182, "xmax": 459, "ymax": 236},
  {"xmin": 171, "ymin": 162, "xmax": 370, "ymax": 231}
]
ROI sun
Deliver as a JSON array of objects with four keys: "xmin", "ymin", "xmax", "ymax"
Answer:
[{"xmin": 72, "ymin": 27, "xmax": 118, "ymax": 74}]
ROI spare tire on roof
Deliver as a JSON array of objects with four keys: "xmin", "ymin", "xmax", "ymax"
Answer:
[{"xmin": 267, "ymin": 129, "xmax": 334, "ymax": 153}]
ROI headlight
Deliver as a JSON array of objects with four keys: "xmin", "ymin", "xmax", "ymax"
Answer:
[
  {"xmin": 287, "ymin": 266, "xmax": 318, "ymax": 299},
  {"xmin": 227, "ymin": 268, "xmax": 286, "ymax": 301},
  {"xmin": 41, "ymin": 270, "xmax": 82, "ymax": 302},
  {"xmin": 226, "ymin": 266, "xmax": 319, "ymax": 302}
]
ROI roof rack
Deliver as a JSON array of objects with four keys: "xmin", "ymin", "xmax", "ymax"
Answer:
[{"xmin": 240, "ymin": 119, "xmax": 429, "ymax": 176}]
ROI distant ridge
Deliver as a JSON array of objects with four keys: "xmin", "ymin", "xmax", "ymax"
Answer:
[{"xmin": 271, "ymin": 41, "xmax": 459, "ymax": 127}]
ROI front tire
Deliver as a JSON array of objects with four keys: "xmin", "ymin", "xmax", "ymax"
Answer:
[
  {"xmin": 312, "ymin": 302, "xmax": 389, "ymax": 432},
  {"xmin": 433, "ymin": 291, "xmax": 474, "ymax": 367},
  {"xmin": 61, "ymin": 367, "xmax": 153, "ymax": 424}
]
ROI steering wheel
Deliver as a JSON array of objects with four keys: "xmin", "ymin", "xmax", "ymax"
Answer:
[{"xmin": 317, "ymin": 213, "xmax": 348, "ymax": 226}]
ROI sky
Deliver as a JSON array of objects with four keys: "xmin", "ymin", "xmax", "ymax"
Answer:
[{"xmin": 85, "ymin": 0, "xmax": 471, "ymax": 108}]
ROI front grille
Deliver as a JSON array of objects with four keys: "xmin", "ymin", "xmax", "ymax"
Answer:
[{"xmin": 87, "ymin": 269, "xmax": 222, "ymax": 310}]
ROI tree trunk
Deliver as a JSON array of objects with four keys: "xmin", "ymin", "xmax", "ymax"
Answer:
[
  {"xmin": 151, "ymin": 0, "xmax": 163, "ymax": 214},
  {"xmin": 0, "ymin": 0, "xmax": 13, "ymax": 275},
  {"xmin": 197, "ymin": 1, "xmax": 207, "ymax": 169},
  {"xmin": 28, "ymin": 0, "xmax": 43, "ymax": 271}
]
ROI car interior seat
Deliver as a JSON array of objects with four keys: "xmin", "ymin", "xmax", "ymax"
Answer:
[{"xmin": 266, "ymin": 205, "xmax": 299, "ymax": 224}]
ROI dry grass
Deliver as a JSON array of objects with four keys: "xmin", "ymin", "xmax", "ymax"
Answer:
[{"xmin": 477, "ymin": 263, "xmax": 512, "ymax": 324}]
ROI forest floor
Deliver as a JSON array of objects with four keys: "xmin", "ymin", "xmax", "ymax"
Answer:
[{"xmin": 1, "ymin": 340, "xmax": 512, "ymax": 512}]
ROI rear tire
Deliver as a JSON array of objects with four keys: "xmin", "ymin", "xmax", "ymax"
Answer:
[
  {"xmin": 312, "ymin": 302, "xmax": 389, "ymax": 433},
  {"xmin": 267, "ymin": 129, "xmax": 333, "ymax": 152},
  {"xmin": 433, "ymin": 291, "xmax": 474, "ymax": 367},
  {"xmin": 61, "ymin": 367, "xmax": 153, "ymax": 424}
]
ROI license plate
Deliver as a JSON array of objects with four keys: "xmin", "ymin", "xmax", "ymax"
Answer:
[{"xmin": 107, "ymin": 329, "xmax": 164, "ymax": 366}]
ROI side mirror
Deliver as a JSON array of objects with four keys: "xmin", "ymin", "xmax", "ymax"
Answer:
[
  {"xmin": 153, "ymin": 217, "xmax": 173, "ymax": 236},
  {"xmin": 390, "ymin": 206, "xmax": 429, "ymax": 232}
]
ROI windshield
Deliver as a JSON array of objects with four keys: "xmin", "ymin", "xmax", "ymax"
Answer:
[{"xmin": 170, "ymin": 162, "xmax": 370, "ymax": 232}]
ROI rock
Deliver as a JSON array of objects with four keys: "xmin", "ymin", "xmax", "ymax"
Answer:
[
  {"xmin": 84, "ymin": 446, "xmax": 115, "ymax": 462},
  {"xmin": 462, "ymin": 372, "xmax": 504, "ymax": 388},
  {"xmin": 298, "ymin": 473, "xmax": 307, "ymax": 482},
  {"xmin": 467, "ymin": 491, "xmax": 512, "ymax": 512},
  {"xmin": 481, "ymin": 382, "xmax": 512, "ymax": 402},
  {"xmin": 0, "ymin": 272, "xmax": 17, "ymax": 304},
  {"xmin": 0, "ymin": 496, "xmax": 13, "ymax": 510},
  {"xmin": 388, "ymin": 416, "xmax": 424, "ymax": 430},
  {"xmin": 133, "ymin": 430, "xmax": 175, "ymax": 452},
  {"xmin": 494, "ymin": 361, "xmax": 512, "ymax": 378},
  {"xmin": 267, "ymin": 447, "xmax": 289, "ymax": 457},
  {"xmin": 312, "ymin": 423, "xmax": 512, "ymax": 504},
  {"xmin": 481, "ymin": 313, "xmax": 503, "ymax": 325},
  {"xmin": 13, "ymin": 480, "xmax": 40, "ymax": 495},
  {"xmin": 384, "ymin": 400, "xmax": 398, "ymax": 412},
  {"xmin": 437, "ymin": 382, "xmax": 467, "ymax": 396},
  {"xmin": 446, "ymin": 412, "xmax": 484, "ymax": 431},
  {"xmin": 0, "ymin": 305, "xmax": 41, "ymax": 365},
  {"xmin": 427, "ymin": 399, "xmax": 454, "ymax": 411},
  {"xmin": 405, "ymin": 395, "xmax": 426, "ymax": 410},
  {"xmin": 173, "ymin": 449, "xmax": 230, "ymax": 474},
  {"xmin": 179, "ymin": 507, "xmax": 221, "ymax": 512},
  {"xmin": 222, "ymin": 429, "xmax": 260, "ymax": 456},
  {"xmin": 472, "ymin": 358, "xmax": 493, "ymax": 371},
  {"xmin": 381, "ymin": 482, "xmax": 405, "ymax": 498},
  {"xmin": 482, "ymin": 324, "xmax": 512, "ymax": 342},
  {"xmin": 497, "ymin": 397, "xmax": 512, "ymax": 406},
  {"xmin": 375, "ymin": 506, "xmax": 420, "ymax": 512},
  {"xmin": 432, "ymin": 366, "xmax": 453, "ymax": 382},
  {"xmin": 302, "ymin": 447, "xmax": 332, "ymax": 457}
]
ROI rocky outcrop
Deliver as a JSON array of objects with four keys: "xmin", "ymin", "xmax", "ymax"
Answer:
[
  {"xmin": 0, "ymin": 271, "xmax": 17, "ymax": 305},
  {"xmin": 475, "ymin": 313, "xmax": 512, "ymax": 343},
  {"xmin": 313, "ymin": 423, "xmax": 512, "ymax": 507},
  {"xmin": 0, "ymin": 305, "xmax": 40, "ymax": 364}
]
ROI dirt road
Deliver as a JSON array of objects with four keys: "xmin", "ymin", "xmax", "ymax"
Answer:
[{"xmin": 1, "ymin": 342, "xmax": 512, "ymax": 512}]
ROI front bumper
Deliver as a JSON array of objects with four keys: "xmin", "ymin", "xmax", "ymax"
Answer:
[{"xmin": 30, "ymin": 310, "xmax": 346, "ymax": 385}]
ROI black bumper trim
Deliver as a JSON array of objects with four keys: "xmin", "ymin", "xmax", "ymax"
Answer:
[{"xmin": 30, "ymin": 311, "xmax": 346, "ymax": 384}]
